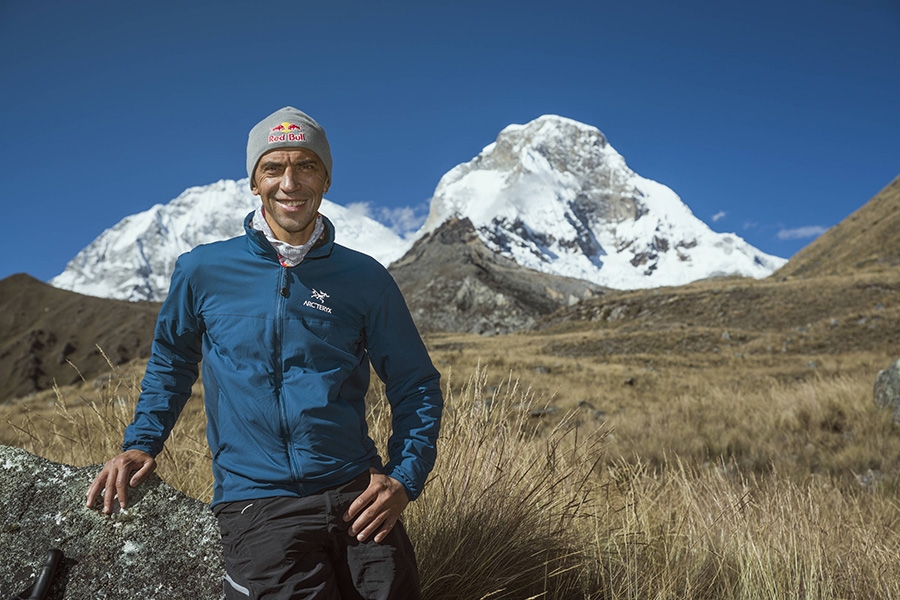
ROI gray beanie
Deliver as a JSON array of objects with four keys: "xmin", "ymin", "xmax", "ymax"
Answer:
[{"xmin": 246, "ymin": 107, "xmax": 333, "ymax": 184}]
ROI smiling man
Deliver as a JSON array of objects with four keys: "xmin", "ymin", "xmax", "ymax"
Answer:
[{"xmin": 86, "ymin": 107, "xmax": 443, "ymax": 600}]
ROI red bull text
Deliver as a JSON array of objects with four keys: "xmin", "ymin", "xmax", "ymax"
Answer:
[
  {"xmin": 268, "ymin": 132, "xmax": 307, "ymax": 143},
  {"xmin": 269, "ymin": 122, "xmax": 305, "ymax": 143}
]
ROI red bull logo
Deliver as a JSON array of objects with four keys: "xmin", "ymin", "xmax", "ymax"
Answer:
[{"xmin": 269, "ymin": 122, "xmax": 306, "ymax": 143}]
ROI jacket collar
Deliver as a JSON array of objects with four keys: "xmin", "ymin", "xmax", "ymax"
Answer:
[{"xmin": 243, "ymin": 211, "xmax": 335, "ymax": 263}]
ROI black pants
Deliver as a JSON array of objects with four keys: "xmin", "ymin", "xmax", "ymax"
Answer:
[{"xmin": 214, "ymin": 472, "xmax": 422, "ymax": 600}]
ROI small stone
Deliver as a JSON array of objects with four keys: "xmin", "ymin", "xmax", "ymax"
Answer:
[
  {"xmin": 874, "ymin": 358, "xmax": 900, "ymax": 424},
  {"xmin": 529, "ymin": 406, "xmax": 560, "ymax": 418}
]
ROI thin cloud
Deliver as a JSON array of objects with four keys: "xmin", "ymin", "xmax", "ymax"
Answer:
[
  {"xmin": 777, "ymin": 225, "xmax": 828, "ymax": 240},
  {"xmin": 376, "ymin": 203, "xmax": 430, "ymax": 237},
  {"xmin": 342, "ymin": 201, "xmax": 429, "ymax": 237},
  {"xmin": 711, "ymin": 211, "xmax": 726, "ymax": 223}
]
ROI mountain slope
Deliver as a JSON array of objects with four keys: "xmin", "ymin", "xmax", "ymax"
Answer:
[
  {"xmin": 389, "ymin": 218, "xmax": 605, "ymax": 334},
  {"xmin": 775, "ymin": 175, "xmax": 900, "ymax": 279},
  {"xmin": 0, "ymin": 274, "xmax": 159, "ymax": 402},
  {"xmin": 421, "ymin": 115, "xmax": 786, "ymax": 288},
  {"xmin": 50, "ymin": 179, "xmax": 412, "ymax": 302}
]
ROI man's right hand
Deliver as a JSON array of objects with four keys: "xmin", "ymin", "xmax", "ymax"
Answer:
[{"xmin": 85, "ymin": 449, "xmax": 157, "ymax": 514}]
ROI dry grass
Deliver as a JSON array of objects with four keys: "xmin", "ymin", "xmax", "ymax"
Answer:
[
  {"xmin": 3, "ymin": 344, "xmax": 900, "ymax": 598},
  {"xmin": 399, "ymin": 366, "xmax": 605, "ymax": 599},
  {"xmin": 2, "ymin": 353, "xmax": 213, "ymax": 500}
]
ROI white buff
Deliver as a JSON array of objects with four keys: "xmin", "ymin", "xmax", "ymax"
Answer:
[{"xmin": 251, "ymin": 207, "xmax": 325, "ymax": 267}]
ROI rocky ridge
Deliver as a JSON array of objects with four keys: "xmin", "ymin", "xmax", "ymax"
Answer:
[{"xmin": 390, "ymin": 218, "xmax": 605, "ymax": 335}]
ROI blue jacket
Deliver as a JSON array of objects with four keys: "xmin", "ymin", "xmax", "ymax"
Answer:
[{"xmin": 123, "ymin": 213, "xmax": 443, "ymax": 506}]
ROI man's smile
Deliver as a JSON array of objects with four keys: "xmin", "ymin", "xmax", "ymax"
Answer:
[{"xmin": 276, "ymin": 200, "xmax": 308, "ymax": 208}]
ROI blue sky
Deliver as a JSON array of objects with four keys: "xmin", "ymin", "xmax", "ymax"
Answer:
[{"xmin": 1, "ymin": 0, "xmax": 898, "ymax": 283}]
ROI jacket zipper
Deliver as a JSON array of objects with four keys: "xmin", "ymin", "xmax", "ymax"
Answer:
[{"xmin": 275, "ymin": 266, "xmax": 302, "ymax": 481}]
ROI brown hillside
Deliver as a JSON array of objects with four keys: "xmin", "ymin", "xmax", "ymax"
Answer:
[
  {"xmin": 0, "ymin": 274, "xmax": 160, "ymax": 402},
  {"xmin": 540, "ymin": 270, "xmax": 900, "ymax": 358},
  {"xmin": 775, "ymin": 175, "xmax": 900, "ymax": 278}
]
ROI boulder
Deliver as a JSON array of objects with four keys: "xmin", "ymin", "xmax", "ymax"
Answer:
[
  {"xmin": 874, "ymin": 358, "xmax": 900, "ymax": 424},
  {"xmin": 0, "ymin": 445, "xmax": 223, "ymax": 599}
]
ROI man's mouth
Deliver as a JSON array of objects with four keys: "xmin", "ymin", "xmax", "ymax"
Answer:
[{"xmin": 277, "ymin": 200, "xmax": 307, "ymax": 208}]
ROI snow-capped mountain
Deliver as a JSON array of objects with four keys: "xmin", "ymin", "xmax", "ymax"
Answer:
[
  {"xmin": 51, "ymin": 115, "xmax": 786, "ymax": 303},
  {"xmin": 420, "ymin": 115, "xmax": 786, "ymax": 288},
  {"xmin": 50, "ymin": 179, "xmax": 411, "ymax": 302}
]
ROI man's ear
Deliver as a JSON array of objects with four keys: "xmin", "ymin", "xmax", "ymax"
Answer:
[
  {"xmin": 250, "ymin": 176, "xmax": 258, "ymax": 196},
  {"xmin": 324, "ymin": 177, "xmax": 330, "ymax": 194}
]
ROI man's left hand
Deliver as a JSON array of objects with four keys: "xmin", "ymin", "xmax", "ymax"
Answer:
[{"xmin": 343, "ymin": 468, "xmax": 409, "ymax": 543}]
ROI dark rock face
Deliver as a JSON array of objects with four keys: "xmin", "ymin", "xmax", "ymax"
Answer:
[
  {"xmin": 0, "ymin": 445, "xmax": 223, "ymax": 599},
  {"xmin": 390, "ymin": 218, "xmax": 605, "ymax": 335},
  {"xmin": 874, "ymin": 358, "xmax": 900, "ymax": 424}
]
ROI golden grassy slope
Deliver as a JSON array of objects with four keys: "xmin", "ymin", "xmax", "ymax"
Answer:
[
  {"xmin": 775, "ymin": 175, "xmax": 900, "ymax": 278},
  {"xmin": 3, "ymin": 353, "xmax": 900, "ymax": 598}
]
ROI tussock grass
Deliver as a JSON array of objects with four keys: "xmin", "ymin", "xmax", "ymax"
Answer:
[
  {"xmin": 398, "ymin": 366, "xmax": 606, "ymax": 599},
  {"xmin": 3, "ymin": 351, "xmax": 900, "ymax": 598}
]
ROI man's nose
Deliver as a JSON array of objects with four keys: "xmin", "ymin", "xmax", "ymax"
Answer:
[{"xmin": 280, "ymin": 167, "xmax": 302, "ymax": 191}]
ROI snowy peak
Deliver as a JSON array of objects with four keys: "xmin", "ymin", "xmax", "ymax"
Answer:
[
  {"xmin": 424, "ymin": 115, "xmax": 630, "ymax": 230},
  {"xmin": 421, "ymin": 114, "xmax": 785, "ymax": 289},
  {"xmin": 50, "ymin": 179, "xmax": 411, "ymax": 302},
  {"xmin": 50, "ymin": 114, "xmax": 786, "ymax": 304}
]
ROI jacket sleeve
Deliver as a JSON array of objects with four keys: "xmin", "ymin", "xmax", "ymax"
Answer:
[
  {"xmin": 122, "ymin": 255, "xmax": 203, "ymax": 457},
  {"xmin": 365, "ymin": 276, "xmax": 443, "ymax": 501}
]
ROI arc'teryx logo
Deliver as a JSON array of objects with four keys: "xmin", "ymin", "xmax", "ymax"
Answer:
[
  {"xmin": 304, "ymin": 289, "xmax": 332, "ymax": 314},
  {"xmin": 268, "ymin": 122, "xmax": 306, "ymax": 144}
]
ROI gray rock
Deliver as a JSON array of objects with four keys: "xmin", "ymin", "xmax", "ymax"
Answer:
[
  {"xmin": 874, "ymin": 358, "xmax": 900, "ymax": 424},
  {"xmin": 0, "ymin": 445, "xmax": 224, "ymax": 599}
]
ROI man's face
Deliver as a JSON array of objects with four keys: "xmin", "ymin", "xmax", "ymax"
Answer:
[{"xmin": 251, "ymin": 148, "xmax": 330, "ymax": 246}]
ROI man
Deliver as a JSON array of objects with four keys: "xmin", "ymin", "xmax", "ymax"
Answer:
[{"xmin": 86, "ymin": 107, "xmax": 443, "ymax": 600}]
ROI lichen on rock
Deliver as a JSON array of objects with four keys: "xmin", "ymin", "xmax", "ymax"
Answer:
[{"xmin": 0, "ymin": 445, "xmax": 224, "ymax": 599}]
